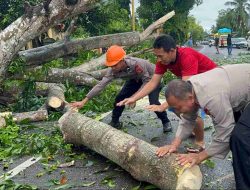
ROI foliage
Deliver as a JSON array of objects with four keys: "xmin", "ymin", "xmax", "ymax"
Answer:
[
  {"xmin": 212, "ymin": 53, "xmax": 250, "ymax": 66},
  {"xmin": 0, "ymin": 180, "xmax": 38, "ymax": 190},
  {"xmin": 0, "ymin": 117, "xmax": 72, "ymax": 160},
  {"xmin": 137, "ymin": 0, "xmax": 203, "ymax": 43},
  {"xmin": 12, "ymin": 80, "xmax": 45, "ymax": 112},
  {"xmin": 215, "ymin": 0, "xmax": 250, "ymax": 36},
  {"xmin": 0, "ymin": 0, "xmax": 42, "ymax": 30},
  {"xmin": 64, "ymin": 81, "xmax": 120, "ymax": 116},
  {"xmin": 186, "ymin": 16, "xmax": 204, "ymax": 45},
  {"xmin": 76, "ymin": 0, "xmax": 131, "ymax": 36}
]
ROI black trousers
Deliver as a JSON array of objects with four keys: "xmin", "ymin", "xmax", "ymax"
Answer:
[
  {"xmin": 230, "ymin": 103, "xmax": 250, "ymax": 190},
  {"xmin": 112, "ymin": 79, "xmax": 169, "ymax": 124}
]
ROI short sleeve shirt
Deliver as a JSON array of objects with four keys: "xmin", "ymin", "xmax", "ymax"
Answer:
[{"xmin": 155, "ymin": 47, "xmax": 217, "ymax": 77}]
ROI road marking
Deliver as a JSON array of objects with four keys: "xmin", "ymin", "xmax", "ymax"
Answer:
[
  {"xmin": 0, "ymin": 156, "xmax": 42, "ymax": 182},
  {"xmin": 199, "ymin": 45, "xmax": 206, "ymax": 53}
]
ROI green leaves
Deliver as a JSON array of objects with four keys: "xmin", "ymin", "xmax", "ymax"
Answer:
[
  {"xmin": 0, "ymin": 117, "xmax": 73, "ymax": 160},
  {"xmin": 0, "ymin": 179, "xmax": 38, "ymax": 190},
  {"xmin": 203, "ymin": 159, "xmax": 216, "ymax": 169},
  {"xmin": 101, "ymin": 175, "xmax": 116, "ymax": 188}
]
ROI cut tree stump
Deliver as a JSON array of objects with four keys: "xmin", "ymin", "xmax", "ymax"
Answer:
[
  {"xmin": 58, "ymin": 111, "xmax": 202, "ymax": 190},
  {"xmin": 47, "ymin": 83, "xmax": 66, "ymax": 110}
]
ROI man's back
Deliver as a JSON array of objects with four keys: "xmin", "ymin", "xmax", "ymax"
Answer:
[{"xmin": 190, "ymin": 64, "xmax": 250, "ymax": 111}]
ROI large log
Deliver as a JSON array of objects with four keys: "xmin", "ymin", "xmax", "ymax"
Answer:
[
  {"xmin": 13, "ymin": 68, "xmax": 99, "ymax": 87},
  {"xmin": 18, "ymin": 11, "xmax": 175, "ymax": 66},
  {"xmin": 0, "ymin": 109, "xmax": 48, "ymax": 128},
  {"xmin": 18, "ymin": 32, "xmax": 139, "ymax": 66},
  {"xmin": 58, "ymin": 111, "xmax": 202, "ymax": 190},
  {"xmin": 0, "ymin": 0, "xmax": 100, "ymax": 80}
]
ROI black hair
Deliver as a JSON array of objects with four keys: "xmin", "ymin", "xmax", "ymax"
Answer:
[
  {"xmin": 153, "ymin": 34, "xmax": 176, "ymax": 52},
  {"xmin": 165, "ymin": 79, "xmax": 192, "ymax": 100}
]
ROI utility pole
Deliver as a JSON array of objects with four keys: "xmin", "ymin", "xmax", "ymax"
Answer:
[{"xmin": 131, "ymin": 0, "xmax": 135, "ymax": 31}]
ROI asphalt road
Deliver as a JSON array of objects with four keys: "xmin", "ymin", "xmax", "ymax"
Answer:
[{"xmin": 2, "ymin": 46, "xmax": 249, "ymax": 189}]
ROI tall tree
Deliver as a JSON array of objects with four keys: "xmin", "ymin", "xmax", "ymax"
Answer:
[
  {"xmin": 77, "ymin": 0, "xmax": 131, "ymax": 36},
  {"xmin": 0, "ymin": 0, "xmax": 41, "ymax": 30},
  {"xmin": 224, "ymin": 0, "xmax": 250, "ymax": 36},
  {"xmin": 215, "ymin": 9, "xmax": 237, "ymax": 33},
  {"xmin": 137, "ymin": 0, "xmax": 203, "ymax": 43},
  {"xmin": 187, "ymin": 16, "xmax": 204, "ymax": 44}
]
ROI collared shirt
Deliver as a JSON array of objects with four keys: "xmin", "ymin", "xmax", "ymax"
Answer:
[
  {"xmin": 176, "ymin": 64, "xmax": 250, "ymax": 159},
  {"xmin": 86, "ymin": 56, "xmax": 155, "ymax": 99},
  {"xmin": 155, "ymin": 47, "xmax": 217, "ymax": 77}
]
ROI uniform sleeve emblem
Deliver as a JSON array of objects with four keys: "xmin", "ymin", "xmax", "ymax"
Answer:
[{"xmin": 135, "ymin": 64, "xmax": 143, "ymax": 74}]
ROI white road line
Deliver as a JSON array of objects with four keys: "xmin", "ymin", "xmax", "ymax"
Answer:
[
  {"xmin": 198, "ymin": 45, "xmax": 206, "ymax": 53},
  {"xmin": 0, "ymin": 156, "xmax": 42, "ymax": 182}
]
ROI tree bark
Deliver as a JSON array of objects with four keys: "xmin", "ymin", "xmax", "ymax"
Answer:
[
  {"xmin": 58, "ymin": 111, "xmax": 202, "ymax": 190},
  {"xmin": 0, "ymin": 109, "xmax": 48, "ymax": 127},
  {"xmin": 70, "ymin": 54, "xmax": 106, "ymax": 73},
  {"xmin": 89, "ymin": 68, "xmax": 109, "ymax": 80},
  {"xmin": 13, "ymin": 68, "xmax": 99, "ymax": 87},
  {"xmin": 0, "ymin": 0, "xmax": 100, "ymax": 80},
  {"xmin": 18, "ymin": 11, "xmax": 175, "ymax": 67},
  {"xmin": 18, "ymin": 32, "xmax": 139, "ymax": 66}
]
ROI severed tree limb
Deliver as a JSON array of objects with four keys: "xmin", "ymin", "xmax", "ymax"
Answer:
[
  {"xmin": 18, "ymin": 32, "xmax": 140, "ymax": 66},
  {"xmin": 13, "ymin": 67, "xmax": 99, "ymax": 87},
  {"xmin": 70, "ymin": 54, "xmax": 106, "ymax": 73},
  {"xmin": 89, "ymin": 68, "xmax": 109, "ymax": 80},
  {"xmin": 0, "ymin": 109, "xmax": 48, "ymax": 128},
  {"xmin": 58, "ymin": 111, "xmax": 202, "ymax": 190},
  {"xmin": 0, "ymin": 0, "xmax": 101, "ymax": 81},
  {"xmin": 69, "ymin": 46, "xmax": 154, "ymax": 76},
  {"xmin": 139, "ymin": 11, "xmax": 175, "ymax": 41},
  {"xmin": 63, "ymin": 17, "xmax": 78, "ymax": 41},
  {"xmin": 46, "ymin": 83, "xmax": 66, "ymax": 110},
  {"xmin": 18, "ymin": 11, "xmax": 175, "ymax": 66}
]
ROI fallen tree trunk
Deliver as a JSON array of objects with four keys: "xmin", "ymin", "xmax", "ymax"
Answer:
[
  {"xmin": 66, "ymin": 44, "xmax": 154, "ymax": 74},
  {"xmin": 89, "ymin": 68, "xmax": 109, "ymax": 80},
  {"xmin": 13, "ymin": 68, "xmax": 99, "ymax": 87},
  {"xmin": 0, "ymin": 0, "xmax": 101, "ymax": 81},
  {"xmin": 18, "ymin": 11, "xmax": 175, "ymax": 66},
  {"xmin": 58, "ymin": 111, "xmax": 202, "ymax": 190},
  {"xmin": 19, "ymin": 32, "xmax": 140, "ymax": 66},
  {"xmin": 70, "ymin": 54, "xmax": 106, "ymax": 73},
  {"xmin": 0, "ymin": 109, "xmax": 48, "ymax": 128}
]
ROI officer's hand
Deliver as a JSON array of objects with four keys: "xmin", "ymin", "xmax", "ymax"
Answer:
[
  {"xmin": 69, "ymin": 101, "xmax": 84, "ymax": 109},
  {"xmin": 127, "ymin": 102, "xmax": 136, "ymax": 109},
  {"xmin": 116, "ymin": 98, "xmax": 136, "ymax": 106},
  {"xmin": 145, "ymin": 104, "xmax": 165, "ymax": 112},
  {"xmin": 156, "ymin": 144, "xmax": 177, "ymax": 157}
]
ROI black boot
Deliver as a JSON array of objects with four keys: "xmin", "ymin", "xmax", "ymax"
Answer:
[
  {"xmin": 163, "ymin": 122, "xmax": 172, "ymax": 133},
  {"xmin": 109, "ymin": 120, "xmax": 123, "ymax": 129}
]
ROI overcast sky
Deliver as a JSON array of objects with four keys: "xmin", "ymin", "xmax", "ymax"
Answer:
[{"xmin": 190, "ymin": 0, "xmax": 229, "ymax": 31}]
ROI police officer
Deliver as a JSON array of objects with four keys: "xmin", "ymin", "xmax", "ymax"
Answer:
[
  {"xmin": 157, "ymin": 64, "xmax": 250, "ymax": 190},
  {"xmin": 70, "ymin": 45, "xmax": 172, "ymax": 132}
]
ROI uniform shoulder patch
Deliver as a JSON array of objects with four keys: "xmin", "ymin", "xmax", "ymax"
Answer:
[
  {"xmin": 204, "ymin": 108, "xmax": 211, "ymax": 116},
  {"xmin": 135, "ymin": 64, "xmax": 143, "ymax": 74}
]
